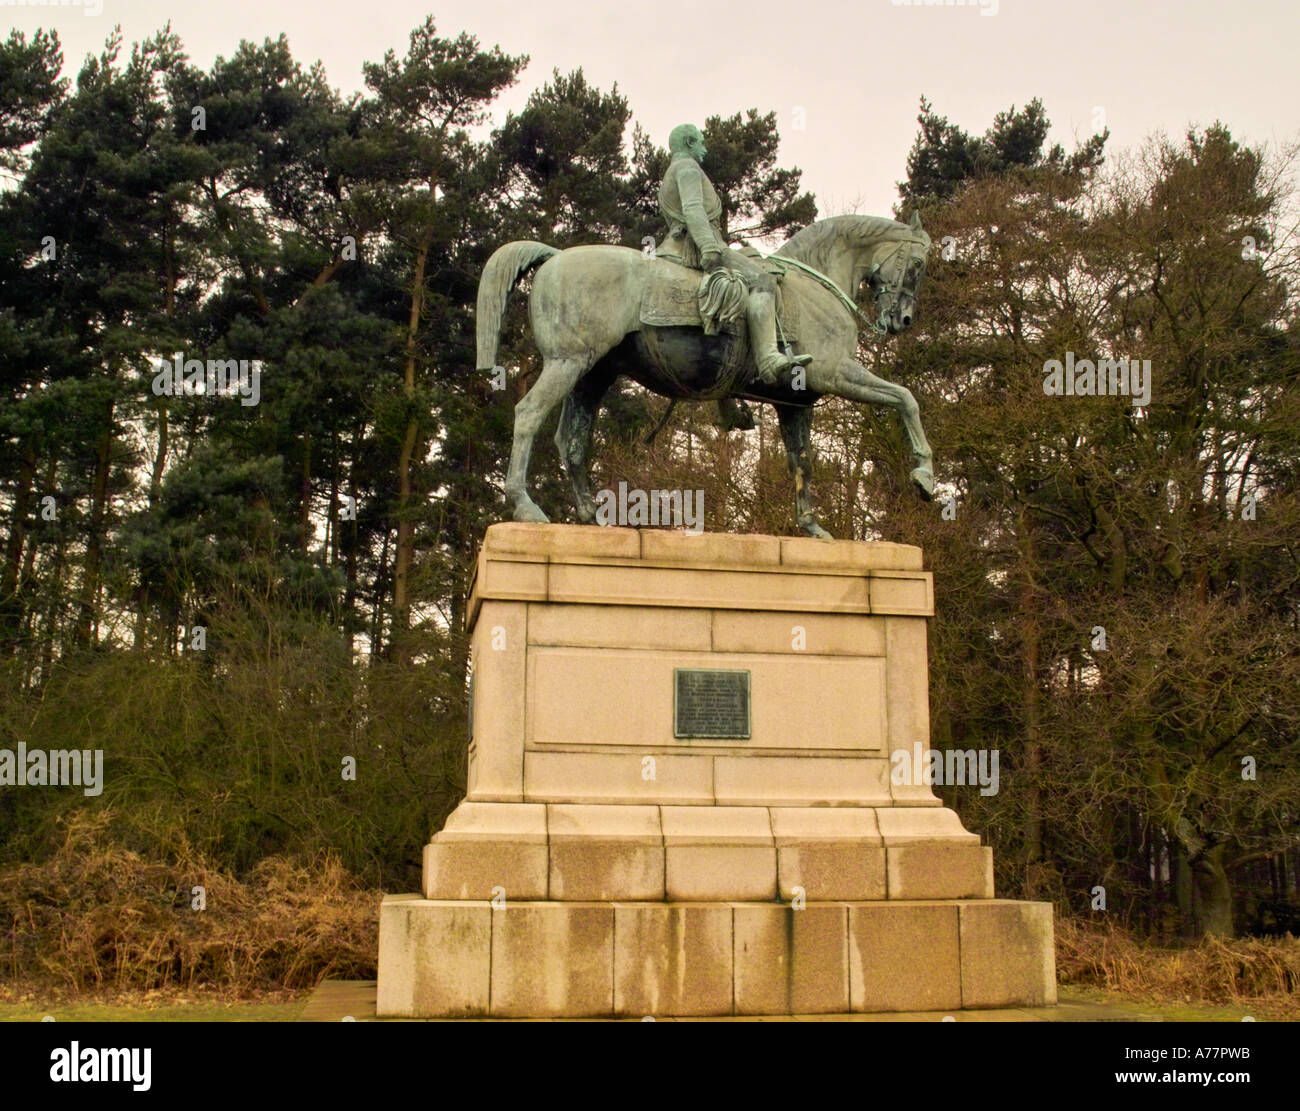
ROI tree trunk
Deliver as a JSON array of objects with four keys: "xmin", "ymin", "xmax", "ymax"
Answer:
[
  {"xmin": 76, "ymin": 393, "xmax": 116, "ymax": 649},
  {"xmin": 300, "ymin": 434, "xmax": 313, "ymax": 556},
  {"xmin": 1018, "ymin": 511, "xmax": 1044, "ymax": 896},
  {"xmin": 1192, "ymin": 844, "xmax": 1235, "ymax": 938},
  {"xmin": 328, "ymin": 428, "xmax": 341, "ymax": 567},
  {"xmin": 134, "ymin": 401, "xmax": 170, "ymax": 652},
  {"xmin": 391, "ymin": 228, "xmax": 433, "ymax": 664},
  {"xmin": 1172, "ymin": 843, "xmax": 1196, "ymax": 939},
  {"xmin": 35, "ymin": 534, "xmax": 67, "ymax": 690},
  {"xmin": 372, "ymin": 528, "xmax": 390, "ymax": 662},
  {"xmin": 1, "ymin": 445, "xmax": 37, "ymax": 652},
  {"xmin": 343, "ymin": 425, "xmax": 362, "ymax": 658}
]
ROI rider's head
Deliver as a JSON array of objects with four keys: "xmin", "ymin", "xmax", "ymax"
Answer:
[{"xmin": 669, "ymin": 123, "xmax": 707, "ymax": 164}]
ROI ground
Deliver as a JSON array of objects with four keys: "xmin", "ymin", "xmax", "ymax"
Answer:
[{"xmin": 0, "ymin": 984, "xmax": 1283, "ymax": 1022}]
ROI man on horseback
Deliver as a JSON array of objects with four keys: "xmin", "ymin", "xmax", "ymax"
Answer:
[
  {"xmin": 656, "ymin": 124, "xmax": 812, "ymax": 420},
  {"xmin": 476, "ymin": 154, "xmax": 934, "ymax": 531}
]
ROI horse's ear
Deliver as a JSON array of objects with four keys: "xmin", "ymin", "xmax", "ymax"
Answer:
[{"xmin": 909, "ymin": 210, "xmax": 923, "ymax": 232}]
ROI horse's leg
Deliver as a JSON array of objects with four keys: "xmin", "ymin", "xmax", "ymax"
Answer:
[
  {"xmin": 830, "ymin": 359, "xmax": 934, "ymax": 499},
  {"xmin": 776, "ymin": 404, "xmax": 833, "ymax": 539},
  {"xmin": 506, "ymin": 354, "xmax": 593, "ymax": 522},
  {"xmin": 554, "ymin": 363, "xmax": 616, "ymax": 523}
]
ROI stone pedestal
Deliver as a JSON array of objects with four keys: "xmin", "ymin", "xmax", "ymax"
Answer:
[{"xmin": 377, "ymin": 524, "xmax": 1055, "ymax": 1017}]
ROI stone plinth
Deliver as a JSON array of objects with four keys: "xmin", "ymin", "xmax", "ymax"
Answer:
[
  {"xmin": 378, "ymin": 524, "xmax": 1055, "ymax": 1017},
  {"xmin": 378, "ymin": 895, "xmax": 1056, "ymax": 1018}
]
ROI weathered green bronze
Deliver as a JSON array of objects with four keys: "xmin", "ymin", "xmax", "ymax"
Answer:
[{"xmin": 476, "ymin": 125, "xmax": 933, "ymax": 539}]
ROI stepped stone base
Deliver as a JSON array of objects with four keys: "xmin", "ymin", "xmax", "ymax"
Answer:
[
  {"xmin": 376, "ymin": 525, "xmax": 1055, "ymax": 1018},
  {"xmin": 378, "ymin": 894, "xmax": 1056, "ymax": 1018},
  {"xmin": 422, "ymin": 801, "xmax": 994, "ymax": 902}
]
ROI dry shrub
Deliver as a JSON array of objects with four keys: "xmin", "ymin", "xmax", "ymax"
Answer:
[
  {"xmin": 1056, "ymin": 916, "xmax": 1300, "ymax": 1016},
  {"xmin": 1, "ymin": 811, "xmax": 379, "ymax": 993}
]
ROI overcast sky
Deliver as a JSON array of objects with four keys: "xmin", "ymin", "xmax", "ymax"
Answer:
[{"xmin": 10, "ymin": 0, "xmax": 1299, "ymax": 218}]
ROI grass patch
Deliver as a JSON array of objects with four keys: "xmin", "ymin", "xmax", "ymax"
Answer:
[{"xmin": 0, "ymin": 990, "xmax": 308, "ymax": 1022}]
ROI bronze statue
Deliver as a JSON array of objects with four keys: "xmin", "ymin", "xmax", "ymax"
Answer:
[{"xmin": 477, "ymin": 124, "xmax": 933, "ymax": 539}]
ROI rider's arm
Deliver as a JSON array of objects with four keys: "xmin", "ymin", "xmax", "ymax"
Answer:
[{"xmin": 676, "ymin": 161, "xmax": 722, "ymax": 261}]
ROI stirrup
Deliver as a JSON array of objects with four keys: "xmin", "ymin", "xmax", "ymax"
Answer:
[{"xmin": 756, "ymin": 351, "xmax": 812, "ymax": 384}]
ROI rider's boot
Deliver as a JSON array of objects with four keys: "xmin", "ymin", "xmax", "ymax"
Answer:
[{"xmin": 746, "ymin": 290, "xmax": 812, "ymax": 385}]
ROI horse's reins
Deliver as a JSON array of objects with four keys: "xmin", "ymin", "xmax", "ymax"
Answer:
[
  {"xmin": 765, "ymin": 255, "xmax": 883, "ymax": 334},
  {"xmin": 768, "ymin": 238, "xmax": 922, "ymax": 336}
]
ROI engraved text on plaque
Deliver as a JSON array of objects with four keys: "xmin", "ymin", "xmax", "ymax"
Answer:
[{"xmin": 674, "ymin": 668, "xmax": 751, "ymax": 739}]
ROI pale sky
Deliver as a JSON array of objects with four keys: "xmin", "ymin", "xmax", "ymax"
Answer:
[{"xmin": 9, "ymin": 0, "xmax": 1299, "ymax": 218}]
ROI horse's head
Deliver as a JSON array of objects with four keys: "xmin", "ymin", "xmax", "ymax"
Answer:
[{"xmin": 868, "ymin": 211, "xmax": 930, "ymax": 335}]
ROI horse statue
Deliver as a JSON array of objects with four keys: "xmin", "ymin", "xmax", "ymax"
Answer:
[{"xmin": 475, "ymin": 212, "xmax": 933, "ymax": 539}]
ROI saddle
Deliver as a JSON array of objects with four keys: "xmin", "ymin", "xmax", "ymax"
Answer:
[{"xmin": 638, "ymin": 256, "xmax": 801, "ymax": 340}]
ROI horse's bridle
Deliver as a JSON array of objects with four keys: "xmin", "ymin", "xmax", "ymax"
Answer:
[{"xmin": 869, "ymin": 237, "xmax": 925, "ymax": 333}]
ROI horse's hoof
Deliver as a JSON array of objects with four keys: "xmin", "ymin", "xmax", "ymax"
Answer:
[
  {"xmin": 910, "ymin": 467, "xmax": 934, "ymax": 501},
  {"xmin": 512, "ymin": 499, "xmax": 550, "ymax": 524},
  {"xmin": 799, "ymin": 518, "xmax": 834, "ymax": 540},
  {"xmin": 575, "ymin": 499, "xmax": 597, "ymax": 525}
]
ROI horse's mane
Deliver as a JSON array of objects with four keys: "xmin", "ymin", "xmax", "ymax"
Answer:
[{"xmin": 775, "ymin": 214, "xmax": 917, "ymax": 268}]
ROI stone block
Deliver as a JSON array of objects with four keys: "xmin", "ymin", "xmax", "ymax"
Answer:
[
  {"xmin": 770, "ymin": 807, "xmax": 885, "ymax": 901},
  {"xmin": 483, "ymin": 521, "xmax": 640, "ymax": 560},
  {"xmin": 423, "ymin": 801, "xmax": 548, "ymax": 900},
  {"xmin": 467, "ymin": 557, "xmax": 547, "ymax": 628},
  {"xmin": 874, "ymin": 806, "xmax": 979, "ymax": 843},
  {"xmin": 732, "ymin": 905, "xmax": 789, "ymax": 1014},
  {"xmin": 547, "ymin": 804, "xmax": 664, "ymax": 900},
  {"xmin": 959, "ymin": 900, "xmax": 1057, "ymax": 1008},
  {"xmin": 868, "ymin": 571, "xmax": 934, "ymax": 615},
  {"xmin": 887, "ymin": 842, "xmax": 990, "ymax": 900},
  {"xmin": 465, "ymin": 601, "xmax": 527, "ymax": 801},
  {"xmin": 664, "ymin": 848, "xmax": 774, "ymax": 901},
  {"xmin": 883, "ymin": 616, "xmax": 938, "ymax": 806},
  {"xmin": 524, "ymin": 750, "xmax": 713, "ymax": 804},
  {"xmin": 662, "ymin": 806, "xmax": 776, "ymax": 900},
  {"xmin": 489, "ymin": 903, "xmax": 614, "ymax": 1017},
  {"xmin": 376, "ymin": 896, "xmax": 491, "ymax": 1018},
  {"xmin": 711, "ymin": 610, "xmax": 886, "ymax": 656},
  {"xmin": 769, "ymin": 806, "xmax": 881, "ymax": 842},
  {"xmin": 661, "ymin": 805, "xmax": 772, "ymax": 843},
  {"xmin": 778, "ymin": 843, "xmax": 887, "ymax": 902},
  {"xmin": 639, "ymin": 530, "xmax": 781, "ymax": 567},
  {"xmin": 546, "ymin": 562, "xmax": 871, "ymax": 614},
  {"xmin": 714, "ymin": 755, "xmax": 892, "ymax": 806},
  {"xmin": 792, "ymin": 904, "xmax": 850, "ymax": 1013},
  {"xmin": 527, "ymin": 602, "xmax": 712, "ymax": 651},
  {"xmin": 613, "ymin": 903, "xmax": 733, "ymax": 1016},
  {"xmin": 849, "ymin": 903, "xmax": 961, "ymax": 1012},
  {"xmin": 778, "ymin": 537, "xmax": 923, "ymax": 573},
  {"xmin": 732, "ymin": 903, "xmax": 849, "ymax": 1014}
]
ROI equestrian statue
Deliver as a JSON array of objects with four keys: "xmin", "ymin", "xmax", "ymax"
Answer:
[{"xmin": 476, "ymin": 122, "xmax": 934, "ymax": 539}]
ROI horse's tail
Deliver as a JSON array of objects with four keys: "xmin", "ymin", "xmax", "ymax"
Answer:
[{"xmin": 476, "ymin": 241, "xmax": 560, "ymax": 371}]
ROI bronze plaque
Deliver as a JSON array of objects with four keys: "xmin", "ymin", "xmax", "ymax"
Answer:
[{"xmin": 674, "ymin": 668, "xmax": 751, "ymax": 740}]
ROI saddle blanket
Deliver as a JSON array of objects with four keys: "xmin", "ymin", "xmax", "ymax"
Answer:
[{"xmin": 639, "ymin": 257, "xmax": 800, "ymax": 339}]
